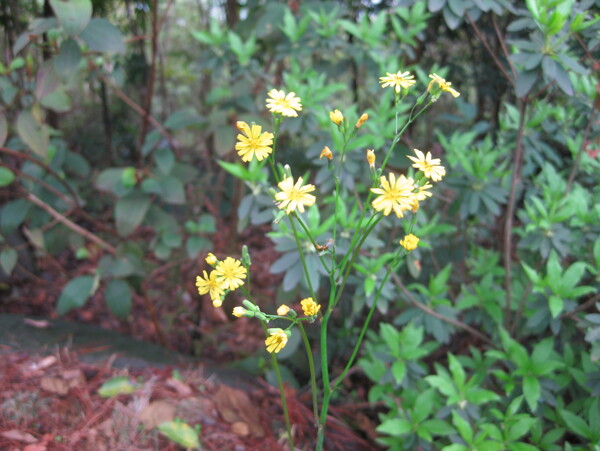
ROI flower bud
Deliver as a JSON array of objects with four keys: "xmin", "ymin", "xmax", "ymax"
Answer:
[
  {"xmin": 212, "ymin": 299, "xmax": 223, "ymax": 308},
  {"xmin": 366, "ymin": 149, "xmax": 376, "ymax": 169},
  {"xmin": 320, "ymin": 146, "xmax": 333, "ymax": 160},
  {"xmin": 329, "ymin": 109, "xmax": 344, "ymax": 125},
  {"xmin": 205, "ymin": 253, "xmax": 217, "ymax": 266},
  {"xmin": 232, "ymin": 306, "xmax": 247, "ymax": 317},
  {"xmin": 355, "ymin": 113, "xmax": 369, "ymax": 128},
  {"xmin": 277, "ymin": 304, "xmax": 290, "ymax": 316}
]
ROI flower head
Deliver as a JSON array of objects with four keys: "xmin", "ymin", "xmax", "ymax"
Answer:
[
  {"xmin": 235, "ymin": 121, "xmax": 274, "ymax": 162},
  {"xmin": 329, "ymin": 109, "xmax": 343, "ymax": 125},
  {"xmin": 266, "ymin": 89, "xmax": 302, "ymax": 117},
  {"xmin": 275, "ymin": 176, "xmax": 316, "ymax": 214},
  {"xmin": 428, "ymin": 74, "xmax": 460, "ymax": 98},
  {"xmin": 205, "ymin": 253, "xmax": 217, "ymax": 266},
  {"xmin": 300, "ymin": 297, "xmax": 321, "ymax": 316},
  {"xmin": 232, "ymin": 306, "xmax": 247, "ymax": 317},
  {"xmin": 371, "ymin": 173, "xmax": 417, "ymax": 218},
  {"xmin": 265, "ymin": 329, "xmax": 289, "ymax": 354},
  {"xmin": 408, "ymin": 149, "xmax": 446, "ymax": 182},
  {"xmin": 214, "ymin": 257, "xmax": 247, "ymax": 291},
  {"xmin": 277, "ymin": 304, "xmax": 290, "ymax": 316},
  {"xmin": 379, "ymin": 71, "xmax": 416, "ymax": 93},
  {"xmin": 366, "ymin": 149, "xmax": 376, "ymax": 169},
  {"xmin": 196, "ymin": 270, "xmax": 225, "ymax": 304},
  {"xmin": 320, "ymin": 146, "xmax": 333, "ymax": 160},
  {"xmin": 355, "ymin": 113, "xmax": 369, "ymax": 128},
  {"xmin": 399, "ymin": 234, "xmax": 419, "ymax": 251}
]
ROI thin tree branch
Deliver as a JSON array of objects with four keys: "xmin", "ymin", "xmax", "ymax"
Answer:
[
  {"xmin": 566, "ymin": 106, "xmax": 597, "ymax": 193},
  {"xmin": 491, "ymin": 14, "xmax": 517, "ymax": 82},
  {"xmin": 503, "ymin": 99, "xmax": 528, "ymax": 328},
  {"xmin": 392, "ymin": 273, "xmax": 494, "ymax": 346},
  {"xmin": 25, "ymin": 192, "xmax": 117, "ymax": 255}
]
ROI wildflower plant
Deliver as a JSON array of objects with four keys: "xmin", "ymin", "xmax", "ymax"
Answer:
[{"xmin": 195, "ymin": 73, "xmax": 458, "ymax": 449}]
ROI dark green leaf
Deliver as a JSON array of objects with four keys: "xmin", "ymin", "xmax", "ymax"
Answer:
[
  {"xmin": 186, "ymin": 236, "xmax": 209, "ymax": 258},
  {"xmin": 49, "ymin": 0, "xmax": 92, "ymax": 35},
  {"xmin": 1, "ymin": 199, "xmax": 30, "ymax": 233},
  {"xmin": 54, "ymin": 38, "xmax": 82, "ymax": 79},
  {"xmin": 523, "ymin": 376, "xmax": 540, "ymax": 411},
  {"xmin": 56, "ymin": 275, "xmax": 96, "ymax": 315},
  {"xmin": 515, "ymin": 70, "xmax": 539, "ymax": 97},
  {"xmin": 40, "ymin": 88, "xmax": 72, "ymax": 113},
  {"xmin": 80, "ymin": 18, "xmax": 126, "ymax": 53},
  {"xmin": 115, "ymin": 192, "xmax": 151, "ymax": 236},
  {"xmin": 560, "ymin": 409, "xmax": 592, "ymax": 439},
  {"xmin": 105, "ymin": 279, "xmax": 132, "ymax": 319},
  {"xmin": 0, "ymin": 248, "xmax": 18, "ymax": 275}
]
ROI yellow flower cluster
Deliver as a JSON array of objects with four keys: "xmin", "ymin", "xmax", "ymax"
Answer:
[
  {"xmin": 379, "ymin": 69, "xmax": 460, "ymax": 99},
  {"xmin": 195, "ymin": 254, "xmax": 247, "ymax": 307}
]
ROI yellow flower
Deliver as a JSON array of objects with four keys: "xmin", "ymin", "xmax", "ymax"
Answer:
[
  {"xmin": 300, "ymin": 297, "xmax": 321, "ymax": 316},
  {"xmin": 366, "ymin": 149, "xmax": 376, "ymax": 169},
  {"xmin": 232, "ymin": 306, "xmax": 246, "ymax": 317},
  {"xmin": 265, "ymin": 329, "xmax": 289, "ymax": 354},
  {"xmin": 277, "ymin": 304, "xmax": 290, "ymax": 316},
  {"xmin": 427, "ymin": 73, "xmax": 460, "ymax": 98},
  {"xmin": 399, "ymin": 234, "xmax": 419, "ymax": 251},
  {"xmin": 235, "ymin": 121, "xmax": 274, "ymax": 162},
  {"xmin": 275, "ymin": 176, "xmax": 316, "ymax": 214},
  {"xmin": 371, "ymin": 172, "xmax": 417, "ymax": 218},
  {"xmin": 320, "ymin": 146, "xmax": 333, "ymax": 160},
  {"xmin": 415, "ymin": 183, "xmax": 433, "ymax": 201},
  {"xmin": 196, "ymin": 270, "xmax": 225, "ymax": 304},
  {"xmin": 214, "ymin": 257, "xmax": 247, "ymax": 291},
  {"xmin": 213, "ymin": 299, "xmax": 223, "ymax": 308},
  {"xmin": 379, "ymin": 71, "xmax": 416, "ymax": 93},
  {"xmin": 408, "ymin": 149, "xmax": 446, "ymax": 182},
  {"xmin": 329, "ymin": 109, "xmax": 343, "ymax": 125},
  {"xmin": 205, "ymin": 253, "xmax": 217, "ymax": 265},
  {"xmin": 355, "ymin": 113, "xmax": 369, "ymax": 128},
  {"xmin": 266, "ymin": 89, "xmax": 302, "ymax": 117}
]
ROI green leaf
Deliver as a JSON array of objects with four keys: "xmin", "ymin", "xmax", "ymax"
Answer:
[
  {"xmin": 105, "ymin": 279, "xmax": 132, "ymax": 319},
  {"xmin": 548, "ymin": 295, "xmax": 563, "ymax": 318},
  {"xmin": 54, "ymin": 38, "xmax": 81, "ymax": 79},
  {"xmin": 41, "ymin": 88, "xmax": 72, "ymax": 113},
  {"xmin": 515, "ymin": 69, "xmax": 539, "ymax": 97},
  {"xmin": 98, "ymin": 376, "xmax": 137, "ymax": 397},
  {"xmin": 79, "ymin": 18, "xmax": 126, "ymax": 53},
  {"xmin": 523, "ymin": 375, "xmax": 540, "ymax": 411},
  {"xmin": 413, "ymin": 389, "xmax": 435, "ymax": 423},
  {"xmin": 376, "ymin": 418, "xmax": 413, "ymax": 436},
  {"xmin": 115, "ymin": 192, "xmax": 151, "ymax": 236},
  {"xmin": 0, "ymin": 167, "xmax": 15, "ymax": 187},
  {"xmin": 391, "ymin": 360, "xmax": 406, "ymax": 385},
  {"xmin": 426, "ymin": 375, "xmax": 457, "ymax": 398},
  {"xmin": 448, "ymin": 353, "xmax": 466, "ymax": 389},
  {"xmin": 0, "ymin": 248, "xmax": 18, "ymax": 275},
  {"xmin": 186, "ymin": 236, "xmax": 209, "ymax": 258},
  {"xmin": 56, "ymin": 275, "xmax": 97, "ymax": 315},
  {"xmin": 1, "ymin": 199, "xmax": 30, "ymax": 233},
  {"xmin": 49, "ymin": 0, "xmax": 92, "ymax": 36},
  {"xmin": 17, "ymin": 110, "xmax": 49, "ymax": 158},
  {"xmin": 507, "ymin": 417, "xmax": 537, "ymax": 441},
  {"xmin": 158, "ymin": 420, "xmax": 200, "ymax": 449},
  {"xmin": 421, "ymin": 418, "xmax": 455, "ymax": 436},
  {"xmin": 157, "ymin": 175, "xmax": 185, "ymax": 204},
  {"xmin": 452, "ymin": 411, "xmax": 473, "ymax": 443},
  {"xmin": 466, "ymin": 388, "xmax": 500, "ymax": 405},
  {"xmin": 560, "ymin": 409, "xmax": 592, "ymax": 439}
]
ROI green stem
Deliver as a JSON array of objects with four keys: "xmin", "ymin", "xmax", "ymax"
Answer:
[
  {"xmin": 316, "ymin": 309, "xmax": 332, "ymax": 451},
  {"xmin": 332, "ymin": 247, "xmax": 404, "ymax": 391},
  {"xmin": 297, "ymin": 321, "xmax": 319, "ymax": 424},
  {"xmin": 294, "ymin": 214, "xmax": 332, "ymax": 274},
  {"xmin": 289, "ymin": 215, "xmax": 318, "ymax": 301}
]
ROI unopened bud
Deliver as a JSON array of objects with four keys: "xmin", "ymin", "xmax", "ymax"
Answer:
[
  {"xmin": 320, "ymin": 146, "xmax": 333, "ymax": 160},
  {"xmin": 355, "ymin": 113, "xmax": 369, "ymax": 128},
  {"xmin": 329, "ymin": 109, "xmax": 344, "ymax": 125},
  {"xmin": 366, "ymin": 149, "xmax": 376, "ymax": 169},
  {"xmin": 277, "ymin": 304, "xmax": 290, "ymax": 316}
]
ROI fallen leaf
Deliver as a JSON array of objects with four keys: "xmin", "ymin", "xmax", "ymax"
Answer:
[
  {"xmin": 231, "ymin": 421, "xmax": 250, "ymax": 436},
  {"xmin": 1, "ymin": 429, "xmax": 37, "ymax": 443},
  {"xmin": 27, "ymin": 356, "xmax": 57, "ymax": 371},
  {"xmin": 40, "ymin": 376, "xmax": 69, "ymax": 395},
  {"xmin": 23, "ymin": 445, "xmax": 47, "ymax": 451},
  {"xmin": 166, "ymin": 377, "xmax": 192, "ymax": 396},
  {"xmin": 138, "ymin": 400, "xmax": 175, "ymax": 429},
  {"xmin": 214, "ymin": 385, "xmax": 264, "ymax": 437}
]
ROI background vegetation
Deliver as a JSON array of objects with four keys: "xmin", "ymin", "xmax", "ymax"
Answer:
[{"xmin": 1, "ymin": 0, "xmax": 599, "ymax": 448}]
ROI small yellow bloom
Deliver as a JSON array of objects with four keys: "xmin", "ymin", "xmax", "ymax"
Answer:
[
  {"xmin": 371, "ymin": 172, "xmax": 417, "ymax": 218},
  {"xmin": 235, "ymin": 121, "xmax": 274, "ymax": 162},
  {"xmin": 213, "ymin": 299, "xmax": 223, "ymax": 308},
  {"xmin": 232, "ymin": 306, "xmax": 246, "ymax": 317},
  {"xmin": 214, "ymin": 257, "xmax": 247, "ymax": 291},
  {"xmin": 408, "ymin": 149, "xmax": 446, "ymax": 182},
  {"xmin": 400, "ymin": 234, "xmax": 419, "ymax": 251},
  {"xmin": 366, "ymin": 149, "xmax": 376, "ymax": 169},
  {"xmin": 196, "ymin": 270, "xmax": 225, "ymax": 303},
  {"xmin": 266, "ymin": 89, "xmax": 302, "ymax": 117},
  {"xmin": 427, "ymin": 73, "xmax": 460, "ymax": 98},
  {"xmin": 355, "ymin": 113, "xmax": 369, "ymax": 128},
  {"xmin": 265, "ymin": 329, "xmax": 289, "ymax": 354},
  {"xmin": 329, "ymin": 109, "xmax": 344, "ymax": 125},
  {"xmin": 379, "ymin": 71, "xmax": 416, "ymax": 93},
  {"xmin": 415, "ymin": 183, "xmax": 433, "ymax": 201},
  {"xmin": 320, "ymin": 146, "xmax": 333, "ymax": 160},
  {"xmin": 205, "ymin": 253, "xmax": 217, "ymax": 265},
  {"xmin": 277, "ymin": 304, "xmax": 290, "ymax": 316},
  {"xmin": 275, "ymin": 176, "xmax": 316, "ymax": 214},
  {"xmin": 300, "ymin": 297, "xmax": 321, "ymax": 316}
]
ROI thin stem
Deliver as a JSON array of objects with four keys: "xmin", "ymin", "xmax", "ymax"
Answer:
[
  {"xmin": 294, "ymin": 214, "xmax": 332, "ymax": 273},
  {"xmin": 297, "ymin": 321, "xmax": 319, "ymax": 425},
  {"xmin": 289, "ymin": 215, "xmax": 318, "ymax": 301},
  {"xmin": 332, "ymin": 248, "xmax": 404, "ymax": 391},
  {"xmin": 316, "ymin": 309, "xmax": 331, "ymax": 451}
]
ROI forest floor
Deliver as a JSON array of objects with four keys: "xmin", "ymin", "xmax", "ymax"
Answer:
[{"xmin": 0, "ymin": 224, "xmax": 380, "ymax": 450}]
